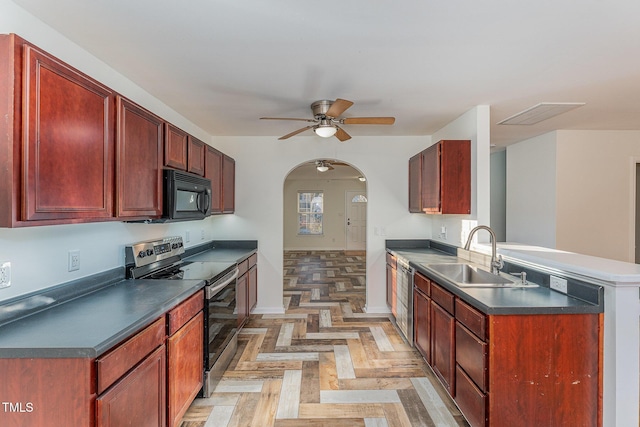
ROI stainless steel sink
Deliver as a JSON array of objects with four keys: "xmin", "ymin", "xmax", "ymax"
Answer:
[{"xmin": 423, "ymin": 263, "xmax": 536, "ymax": 288}]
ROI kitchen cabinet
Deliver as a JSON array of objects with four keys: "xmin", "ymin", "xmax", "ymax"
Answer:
[
  {"xmin": 236, "ymin": 253, "xmax": 258, "ymax": 327},
  {"xmin": 96, "ymin": 317, "xmax": 167, "ymax": 427},
  {"xmin": 164, "ymin": 123, "xmax": 189, "ymax": 171},
  {"xmin": 97, "ymin": 345, "xmax": 167, "ymax": 427},
  {"xmin": 430, "ymin": 282, "xmax": 456, "ymax": 395},
  {"xmin": 386, "ymin": 252, "xmax": 397, "ymax": 316},
  {"xmin": 414, "ymin": 272, "xmax": 602, "ymax": 427},
  {"xmin": 205, "ymin": 146, "xmax": 223, "ymax": 214},
  {"xmin": 454, "ymin": 299, "xmax": 488, "ymax": 427},
  {"xmin": 187, "ymin": 136, "xmax": 206, "ymax": 176},
  {"xmin": 413, "ymin": 272, "xmax": 431, "ymax": 363},
  {"xmin": 408, "ymin": 152, "xmax": 422, "ymax": 212},
  {"xmin": 0, "ymin": 34, "xmax": 116, "ymax": 226},
  {"xmin": 409, "ymin": 140, "xmax": 470, "ymax": 214},
  {"xmin": 248, "ymin": 253, "xmax": 258, "ymax": 312},
  {"xmin": 167, "ymin": 291, "xmax": 204, "ymax": 427},
  {"xmin": 116, "ymin": 96, "xmax": 164, "ymax": 219},
  {"xmin": 222, "ymin": 154, "xmax": 236, "ymax": 213}
]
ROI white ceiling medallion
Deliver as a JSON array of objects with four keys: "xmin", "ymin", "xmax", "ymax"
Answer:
[{"xmin": 497, "ymin": 102, "xmax": 586, "ymax": 125}]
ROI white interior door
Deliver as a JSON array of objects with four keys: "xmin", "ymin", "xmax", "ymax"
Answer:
[{"xmin": 346, "ymin": 191, "xmax": 367, "ymax": 251}]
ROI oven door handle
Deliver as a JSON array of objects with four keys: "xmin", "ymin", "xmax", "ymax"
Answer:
[{"xmin": 206, "ymin": 268, "xmax": 240, "ymax": 299}]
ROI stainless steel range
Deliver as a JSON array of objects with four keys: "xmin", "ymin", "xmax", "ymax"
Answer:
[{"xmin": 125, "ymin": 236, "xmax": 240, "ymax": 397}]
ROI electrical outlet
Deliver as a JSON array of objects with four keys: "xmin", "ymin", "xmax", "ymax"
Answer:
[
  {"xmin": 0, "ymin": 262, "xmax": 11, "ymax": 288},
  {"xmin": 550, "ymin": 275, "xmax": 568, "ymax": 293},
  {"xmin": 201, "ymin": 229, "xmax": 205, "ymax": 240},
  {"xmin": 185, "ymin": 230, "xmax": 191, "ymax": 243},
  {"xmin": 68, "ymin": 250, "xmax": 80, "ymax": 272}
]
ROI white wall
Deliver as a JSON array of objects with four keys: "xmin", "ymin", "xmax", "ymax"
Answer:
[
  {"xmin": 210, "ymin": 135, "xmax": 433, "ymax": 313},
  {"xmin": 283, "ymin": 177, "xmax": 366, "ymax": 250},
  {"xmin": 490, "ymin": 150, "xmax": 507, "ymax": 242},
  {"xmin": 506, "ymin": 130, "xmax": 640, "ymax": 263},
  {"xmin": 506, "ymin": 132, "xmax": 558, "ymax": 247},
  {"xmin": 556, "ymin": 130, "xmax": 640, "ymax": 262},
  {"xmin": 428, "ymin": 105, "xmax": 491, "ymax": 246}
]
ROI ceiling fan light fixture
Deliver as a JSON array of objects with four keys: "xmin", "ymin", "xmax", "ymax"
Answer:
[
  {"xmin": 314, "ymin": 120, "xmax": 337, "ymax": 138},
  {"xmin": 316, "ymin": 165, "xmax": 329, "ymax": 172}
]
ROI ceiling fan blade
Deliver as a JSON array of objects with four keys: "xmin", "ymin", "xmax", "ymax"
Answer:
[
  {"xmin": 278, "ymin": 126, "xmax": 314, "ymax": 140},
  {"xmin": 261, "ymin": 117, "xmax": 317, "ymax": 123},
  {"xmin": 335, "ymin": 126, "xmax": 351, "ymax": 142},
  {"xmin": 326, "ymin": 98, "xmax": 354, "ymax": 118},
  {"xmin": 342, "ymin": 117, "xmax": 395, "ymax": 125}
]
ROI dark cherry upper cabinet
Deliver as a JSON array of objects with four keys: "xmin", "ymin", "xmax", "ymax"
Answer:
[
  {"xmin": 409, "ymin": 140, "xmax": 470, "ymax": 214},
  {"xmin": 408, "ymin": 152, "xmax": 422, "ymax": 212},
  {"xmin": 22, "ymin": 43, "xmax": 115, "ymax": 222},
  {"xmin": 164, "ymin": 123, "xmax": 188, "ymax": 171},
  {"xmin": 187, "ymin": 136, "xmax": 205, "ymax": 176},
  {"xmin": 222, "ymin": 154, "xmax": 235, "ymax": 213},
  {"xmin": 205, "ymin": 145, "xmax": 223, "ymax": 214},
  {"xmin": 116, "ymin": 97, "xmax": 163, "ymax": 219}
]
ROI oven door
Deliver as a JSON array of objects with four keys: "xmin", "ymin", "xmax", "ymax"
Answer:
[{"xmin": 204, "ymin": 268, "xmax": 239, "ymax": 371}]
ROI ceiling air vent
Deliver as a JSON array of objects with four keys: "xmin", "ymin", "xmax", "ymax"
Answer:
[{"xmin": 497, "ymin": 102, "xmax": 585, "ymax": 125}]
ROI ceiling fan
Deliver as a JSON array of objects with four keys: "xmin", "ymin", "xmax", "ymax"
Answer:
[
  {"xmin": 313, "ymin": 159, "xmax": 348, "ymax": 172},
  {"xmin": 261, "ymin": 98, "xmax": 395, "ymax": 142}
]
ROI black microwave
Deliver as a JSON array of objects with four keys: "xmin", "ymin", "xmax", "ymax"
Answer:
[{"xmin": 163, "ymin": 169, "xmax": 212, "ymax": 221}]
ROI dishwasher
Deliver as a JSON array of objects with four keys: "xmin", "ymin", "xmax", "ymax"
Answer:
[{"xmin": 395, "ymin": 257, "xmax": 414, "ymax": 344}]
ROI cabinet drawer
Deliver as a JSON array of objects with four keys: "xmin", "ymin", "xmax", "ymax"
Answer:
[
  {"xmin": 414, "ymin": 272, "xmax": 430, "ymax": 296},
  {"xmin": 248, "ymin": 253, "xmax": 257, "ymax": 268},
  {"xmin": 237, "ymin": 259, "xmax": 249, "ymax": 276},
  {"xmin": 455, "ymin": 322, "xmax": 488, "ymax": 392},
  {"xmin": 386, "ymin": 252, "xmax": 396, "ymax": 269},
  {"xmin": 167, "ymin": 290, "xmax": 204, "ymax": 336},
  {"xmin": 96, "ymin": 317, "xmax": 165, "ymax": 394},
  {"xmin": 455, "ymin": 365, "xmax": 487, "ymax": 427},
  {"xmin": 455, "ymin": 298, "xmax": 486, "ymax": 340},
  {"xmin": 431, "ymin": 282, "xmax": 454, "ymax": 315}
]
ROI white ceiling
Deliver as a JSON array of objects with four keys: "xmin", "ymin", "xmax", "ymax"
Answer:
[{"xmin": 12, "ymin": 0, "xmax": 640, "ymax": 148}]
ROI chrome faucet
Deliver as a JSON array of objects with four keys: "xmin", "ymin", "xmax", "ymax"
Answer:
[{"xmin": 464, "ymin": 225, "xmax": 504, "ymax": 275}]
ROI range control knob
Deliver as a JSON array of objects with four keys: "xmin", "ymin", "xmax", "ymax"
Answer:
[
  {"xmin": 146, "ymin": 249, "xmax": 154, "ymax": 256},
  {"xmin": 138, "ymin": 251, "xmax": 146, "ymax": 258},
  {"xmin": 172, "ymin": 243, "xmax": 179, "ymax": 249}
]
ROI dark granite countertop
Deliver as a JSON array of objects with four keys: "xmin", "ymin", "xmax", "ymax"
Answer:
[
  {"xmin": 0, "ymin": 279, "xmax": 205, "ymax": 358},
  {"xmin": 0, "ymin": 240, "xmax": 258, "ymax": 359},
  {"xmin": 387, "ymin": 241, "xmax": 603, "ymax": 315}
]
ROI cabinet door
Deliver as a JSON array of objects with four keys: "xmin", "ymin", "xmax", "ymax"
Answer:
[
  {"xmin": 414, "ymin": 288, "xmax": 431, "ymax": 363},
  {"xmin": 96, "ymin": 345, "xmax": 166, "ymax": 427},
  {"xmin": 23, "ymin": 45, "xmax": 115, "ymax": 221},
  {"xmin": 421, "ymin": 144, "xmax": 440, "ymax": 214},
  {"xmin": 164, "ymin": 123, "xmax": 188, "ymax": 170},
  {"xmin": 204, "ymin": 146, "xmax": 223, "ymax": 214},
  {"xmin": 248, "ymin": 265, "xmax": 258, "ymax": 312},
  {"xmin": 167, "ymin": 312, "xmax": 204, "ymax": 427},
  {"xmin": 431, "ymin": 301, "xmax": 455, "ymax": 395},
  {"xmin": 222, "ymin": 154, "xmax": 235, "ymax": 213},
  {"xmin": 237, "ymin": 273, "xmax": 248, "ymax": 327},
  {"xmin": 439, "ymin": 140, "xmax": 471, "ymax": 214},
  {"xmin": 187, "ymin": 136, "xmax": 205, "ymax": 176},
  {"xmin": 408, "ymin": 152, "xmax": 422, "ymax": 212},
  {"xmin": 116, "ymin": 96, "xmax": 163, "ymax": 218}
]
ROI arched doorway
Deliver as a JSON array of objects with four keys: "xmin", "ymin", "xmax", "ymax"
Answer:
[{"xmin": 282, "ymin": 159, "xmax": 367, "ymax": 309}]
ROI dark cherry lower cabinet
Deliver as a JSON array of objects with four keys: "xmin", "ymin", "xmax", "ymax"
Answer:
[
  {"xmin": 97, "ymin": 345, "xmax": 167, "ymax": 427},
  {"xmin": 0, "ymin": 291, "xmax": 205, "ymax": 427},
  {"xmin": 413, "ymin": 274, "xmax": 602, "ymax": 427},
  {"xmin": 167, "ymin": 292, "xmax": 204, "ymax": 427},
  {"xmin": 413, "ymin": 272, "xmax": 431, "ymax": 363},
  {"xmin": 237, "ymin": 253, "xmax": 258, "ymax": 327}
]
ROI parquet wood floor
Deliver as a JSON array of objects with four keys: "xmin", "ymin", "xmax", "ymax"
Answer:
[{"xmin": 179, "ymin": 250, "xmax": 469, "ymax": 427}]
